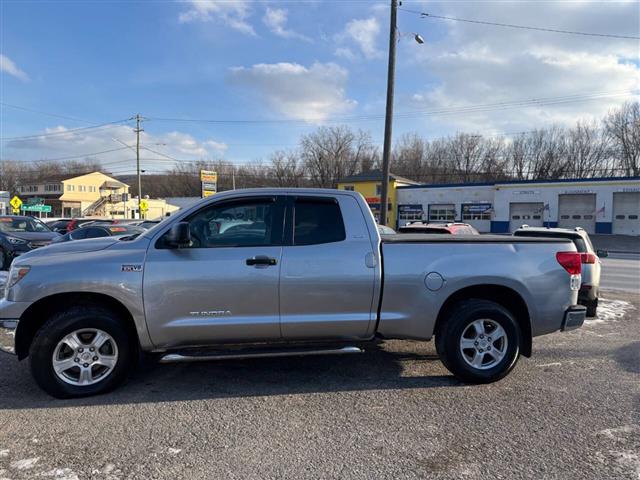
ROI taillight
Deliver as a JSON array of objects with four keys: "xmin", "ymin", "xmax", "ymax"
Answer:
[
  {"xmin": 556, "ymin": 252, "xmax": 582, "ymax": 275},
  {"xmin": 581, "ymin": 253, "xmax": 596, "ymax": 264}
]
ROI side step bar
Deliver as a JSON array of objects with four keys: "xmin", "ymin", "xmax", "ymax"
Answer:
[{"xmin": 159, "ymin": 346, "xmax": 364, "ymax": 364}]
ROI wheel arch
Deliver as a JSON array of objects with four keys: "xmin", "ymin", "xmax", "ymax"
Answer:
[
  {"xmin": 434, "ymin": 284, "xmax": 532, "ymax": 357},
  {"xmin": 15, "ymin": 292, "xmax": 139, "ymax": 360}
]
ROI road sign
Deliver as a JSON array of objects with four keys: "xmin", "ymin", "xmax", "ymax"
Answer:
[
  {"xmin": 21, "ymin": 204, "xmax": 52, "ymax": 213},
  {"xmin": 9, "ymin": 196, "xmax": 22, "ymax": 211},
  {"xmin": 200, "ymin": 170, "xmax": 217, "ymax": 198},
  {"xmin": 139, "ymin": 199, "xmax": 149, "ymax": 213},
  {"xmin": 200, "ymin": 170, "xmax": 217, "ymax": 183}
]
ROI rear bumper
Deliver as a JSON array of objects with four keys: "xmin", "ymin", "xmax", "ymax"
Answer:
[
  {"xmin": 0, "ymin": 320, "xmax": 17, "ymax": 355},
  {"xmin": 561, "ymin": 305, "xmax": 587, "ymax": 332}
]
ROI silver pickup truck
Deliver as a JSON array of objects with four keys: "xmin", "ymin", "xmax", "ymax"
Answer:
[{"xmin": 0, "ymin": 189, "xmax": 586, "ymax": 398}]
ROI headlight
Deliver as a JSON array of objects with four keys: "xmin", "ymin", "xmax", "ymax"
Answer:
[
  {"xmin": 5, "ymin": 265, "xmax": 30, "ymax": 294},
  {"xmin": 6, "ymin": 237, "xmax": 27, "ymax": 245}
]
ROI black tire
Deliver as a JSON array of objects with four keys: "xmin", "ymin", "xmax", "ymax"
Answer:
[
  {"xmin": 29, "ymin": 305, "xmax": 136, "ymax": 398},
  {"xmin": 586, "ymin": 298, "xmax": 598, "ymax": 318},
  {"xmin": 435, "ymin": 299, "xmax": 522, "ymax": 384}
]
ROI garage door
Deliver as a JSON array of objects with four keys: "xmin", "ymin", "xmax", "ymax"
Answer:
[
  {"xmin": 613, "ymin": 192, "xmax": 640, "ymax": 235},
  {"xmin": 558, "ymin": 194, "xmax": 596, "ymax": 234},
  {"xmin": 509, "ymin": 202, "xmax": 544, "ymax": 232}
]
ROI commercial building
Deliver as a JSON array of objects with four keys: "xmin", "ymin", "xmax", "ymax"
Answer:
[
  {"xmin": 337, "ymin": 170, "xmax": 419, "ymax": 227},
  {"xmin": 0, "ymin": 191, "xmax": 9, "ymax": 215},
  {"xmin": 16, "ymin": 171, "xmax": 178, "ymax": 219},
  {"xmin": 397, "ymin": 176, "xmax": 640, "ymax": 235}
]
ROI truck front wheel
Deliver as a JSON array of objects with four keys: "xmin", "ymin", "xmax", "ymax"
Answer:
[
  {"xmin": 436, "ymin": 299, "xmax": 521, "ymax": 383},
  {"xmin": 29, "ymin": 306, "xmax": 135, "ymax": 398}
]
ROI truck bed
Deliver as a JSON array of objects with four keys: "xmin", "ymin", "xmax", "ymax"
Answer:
[{"xmin": 382, "ymin": 234, "xmax": 571, "ymax": 244}]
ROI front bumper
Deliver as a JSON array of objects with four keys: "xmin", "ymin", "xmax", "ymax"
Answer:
[
  {"xmin": 0, "ymin": 320, "xmax": 17, "ymax": 354},
  {"xmin": 561, "ymin": 305, "xmax": 587, "ymax": 332}
]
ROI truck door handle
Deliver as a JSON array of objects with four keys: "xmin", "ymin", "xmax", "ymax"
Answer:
[{"xmin": 246, "ymin": 255, "xmax": 277, "ymax": 266}]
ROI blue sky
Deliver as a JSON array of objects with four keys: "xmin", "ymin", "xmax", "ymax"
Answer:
[{"xmin": 1, "ymin": 0, "xmax": 638, "ymax": 174}]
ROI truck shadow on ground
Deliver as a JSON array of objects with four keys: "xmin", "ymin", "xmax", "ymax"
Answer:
[{"xmin": 0, "ymin": 343, "xmax": 462, "ymax": 410}]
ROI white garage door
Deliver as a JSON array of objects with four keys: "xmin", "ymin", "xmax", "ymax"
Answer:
[
  {"xmin": 613, "ymin": 192, "xmax": 640, "ymax": 235},
  {"xmin": 558, "ymin": 194, "xmax": 596, "ymax": 234},
  {"xmin": 509, "ymin": 202, "xmax": 544, "ymax": 232}
]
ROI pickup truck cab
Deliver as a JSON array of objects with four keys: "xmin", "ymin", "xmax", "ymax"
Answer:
[{"xmin": 0, "ymin": 189, "xmax": 586, "ymax": 398}]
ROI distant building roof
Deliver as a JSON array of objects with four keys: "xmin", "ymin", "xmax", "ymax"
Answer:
[{"xmin": 339, "ymin": 169, "xmax": 419, "ymax": 185}]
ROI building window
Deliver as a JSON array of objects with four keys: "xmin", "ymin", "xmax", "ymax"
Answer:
[
  {"xmin": 429, "ymin": 204, "xmax": 456, "ymax": 222},
  {"xmin": 67, "ymin": 185, "xmax": 74, "ymax": 192},
  {"xmin": 342, "ymin": 185, "xmax": 355, "ymax": 191},
  {"xmin": 398, "ymin": 204, "xmax": 424, "ymax": 221},
  {"xmin": 462, "ymin": 203, "xmax": 492, "ymax": 221},
  {"xmin": 376, "ymin": 184, "xmax": 382, "ymax": 196},
  {"xmin": 45, "ymin": 184, "xmax": 60, "ymax": 192}
]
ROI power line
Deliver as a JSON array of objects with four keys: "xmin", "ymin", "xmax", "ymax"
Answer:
[
  {"xmin": 15, "ymin": 147, "xmax": 131, "ymax": 163},
  {"xmin": 0, "ymin": 102, "xmax": 94, "ymax": 124},
  {"xmin": 0, "ymin": 119, "xmax": 133, "ymax": 141},
  {"xmin": 147, "ymin": 90, "xmax": 636, "ymax": 125},
  {"xmin": 399, "ymin": 8, "xmax": 640, "ymax": 40}
]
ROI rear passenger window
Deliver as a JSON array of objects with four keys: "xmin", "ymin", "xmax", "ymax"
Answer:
[
  {"xmin": 629, "ymin": 215, "xmax": 638, "ymax": 220},
  {"xmin": 294, "ymin": 199, "xmax": 346, "ymax": 246}
]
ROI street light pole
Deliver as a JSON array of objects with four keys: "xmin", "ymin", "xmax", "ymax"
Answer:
[{"xmin": 380, "ymin": 0, "xmax": 398, "ymax": 226}]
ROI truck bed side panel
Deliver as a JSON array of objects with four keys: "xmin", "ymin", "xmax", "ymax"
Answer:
[{"xmin": 379, "ymin": 240, "xmax": 578, "ymax": 340}]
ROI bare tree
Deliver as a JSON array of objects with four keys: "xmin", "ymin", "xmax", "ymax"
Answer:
[
  {"xmin": 300, "ymin": 126, "xmax": 377, "ymax": 188},
  {"xmin": 605, "ymin": 101, "xmax": 640, "ymax": 176}
]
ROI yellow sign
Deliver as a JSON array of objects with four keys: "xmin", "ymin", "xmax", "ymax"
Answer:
[
  {"xmin": 139, "ymin": 199, "xmax": 149, "ymax": 213},
  {"xmin": 203, "ymin": 190, "xmax": 215, "ymax": 198},
  {"xmin": 200, "ymin": 170, "xmax": 217, "ymax": 183},
  {"xmin": 9, "ymin": 196, "xmax": 22, "ymax": 210}
]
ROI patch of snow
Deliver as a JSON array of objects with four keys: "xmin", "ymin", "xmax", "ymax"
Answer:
[
  {"xmin": 586, "ymin": 298, "xmax": 635, "ymax": 325},
  {"xmin": 10, "ymin": 457, "xmax": 39, "ymax": 470},
  {"xmin": 0, "ymin": 449, "xmax": 8, "ymax": 457},
  {"xmin": 597, "ymin": 424, "xmax": 640, "ymax": 441},
  {"xmin": 40, "ymin": 468, "xmax": 80, "ymax": 480},
  {"xmin": 613, "ymin": 450, "xmax": 640, "ymax": 479},
  {"xmin": 168, "ymin": 448, "xmax": 182, "ymax": 455}
]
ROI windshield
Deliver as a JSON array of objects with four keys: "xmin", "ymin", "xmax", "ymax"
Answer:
[{"xmin": 0, "ymin": 217, "xmax": 51, "ymax": 233}]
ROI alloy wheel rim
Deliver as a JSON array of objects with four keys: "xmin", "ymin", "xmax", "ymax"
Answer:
[
  {"xmin": 52, "ymin": 329, "xmax": 119, "ymax": 386},
  {"xmin": 459, "ymin": 319, "xmax": 508, "ymax": 370}
]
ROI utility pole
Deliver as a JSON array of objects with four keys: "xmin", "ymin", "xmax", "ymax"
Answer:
[
  {"xmin": 379, "ymin": 0, "xmax": 398, "ymax": 226},
  {"xmin": 134, "ymin": 114, "xmax": 144, "ymax": 219}
]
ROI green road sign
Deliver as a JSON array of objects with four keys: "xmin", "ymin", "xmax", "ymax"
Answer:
[{"xmin": 21, "ymin": 204, "xmax": 52, "ymax": 213}]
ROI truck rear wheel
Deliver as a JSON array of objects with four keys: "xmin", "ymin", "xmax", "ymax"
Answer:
[
  {"xmin": 29, "ymin": 306, "xmax": 135, "ymax": 398},
  {"xmin": 436, "ymin": 299, "xmax": 521, "ymax": 383}
]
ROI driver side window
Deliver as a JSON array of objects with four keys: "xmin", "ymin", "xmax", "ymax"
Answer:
[{"xmin": 185, "ymin": 199, "xmax": 279, "ymax": 248}]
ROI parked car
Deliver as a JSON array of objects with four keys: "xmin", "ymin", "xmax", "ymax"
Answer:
[
  {"xmin": 513, "ymin": 226, "xmax": 604, "ymax": 317},
  {"xmin": 52, "ymin": 225, "xmax": 145, "ymax": 243},
  {"xmin": 0, "ymin": 188, "xmax": 586, "ymax": 398},
  {"xmin": 399, "ymin": 222, "xmax": 480, "ymax": 235},
  {"xmin": 0, "ymin": 216, "xmax": 60, "ymax": 270},
  {"xmin": 377, "ymin": 224, "xmax": 396, "ymax": 235},
  {"xmin": 46, "ymin": 218, "xmax": 95, "ymax": 235}
]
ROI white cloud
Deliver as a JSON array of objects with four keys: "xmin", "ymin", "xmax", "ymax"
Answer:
[
  {"xmin": 179, "ymin": 0, "xmax": 255, "ymax": 36},
  {"xmin": 0, "ymin": 54, "xmax": 29, "ymax": 81},
  {"xmin": 262, "ymin": 7, "xmax": 310, "ymax": 41},
  {"xmin": 5, "ymin": 124, "xmax": 227, "ymax": 171},
  {"xmin": 229, "ymin": 62, "xmax": 357, "ymax": 122},
  {"xmin": 407, "ymin": 2, "xmax": 640, "ymax": 133},
  {"xmin": 336, "ymin": 17, "xmax": 382, "ymax": 60}
]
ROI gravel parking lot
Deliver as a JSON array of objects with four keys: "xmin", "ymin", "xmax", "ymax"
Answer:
[{"xmin": 0, "ymin": 289, "xmax": 638, "ymax": 480}]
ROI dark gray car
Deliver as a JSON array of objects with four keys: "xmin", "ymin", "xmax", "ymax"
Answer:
[{"xmin": 0, "ymin": 216, "xmax": 60, "ymax": 270}]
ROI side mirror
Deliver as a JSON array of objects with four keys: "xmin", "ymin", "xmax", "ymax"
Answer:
[
  {"xmin": 164, "ymin": 222, "xmax": 191, "ymax": 248},
  {"xmin": 596, "ymin": 249, "xmax": 608, "ymax": 258}
]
